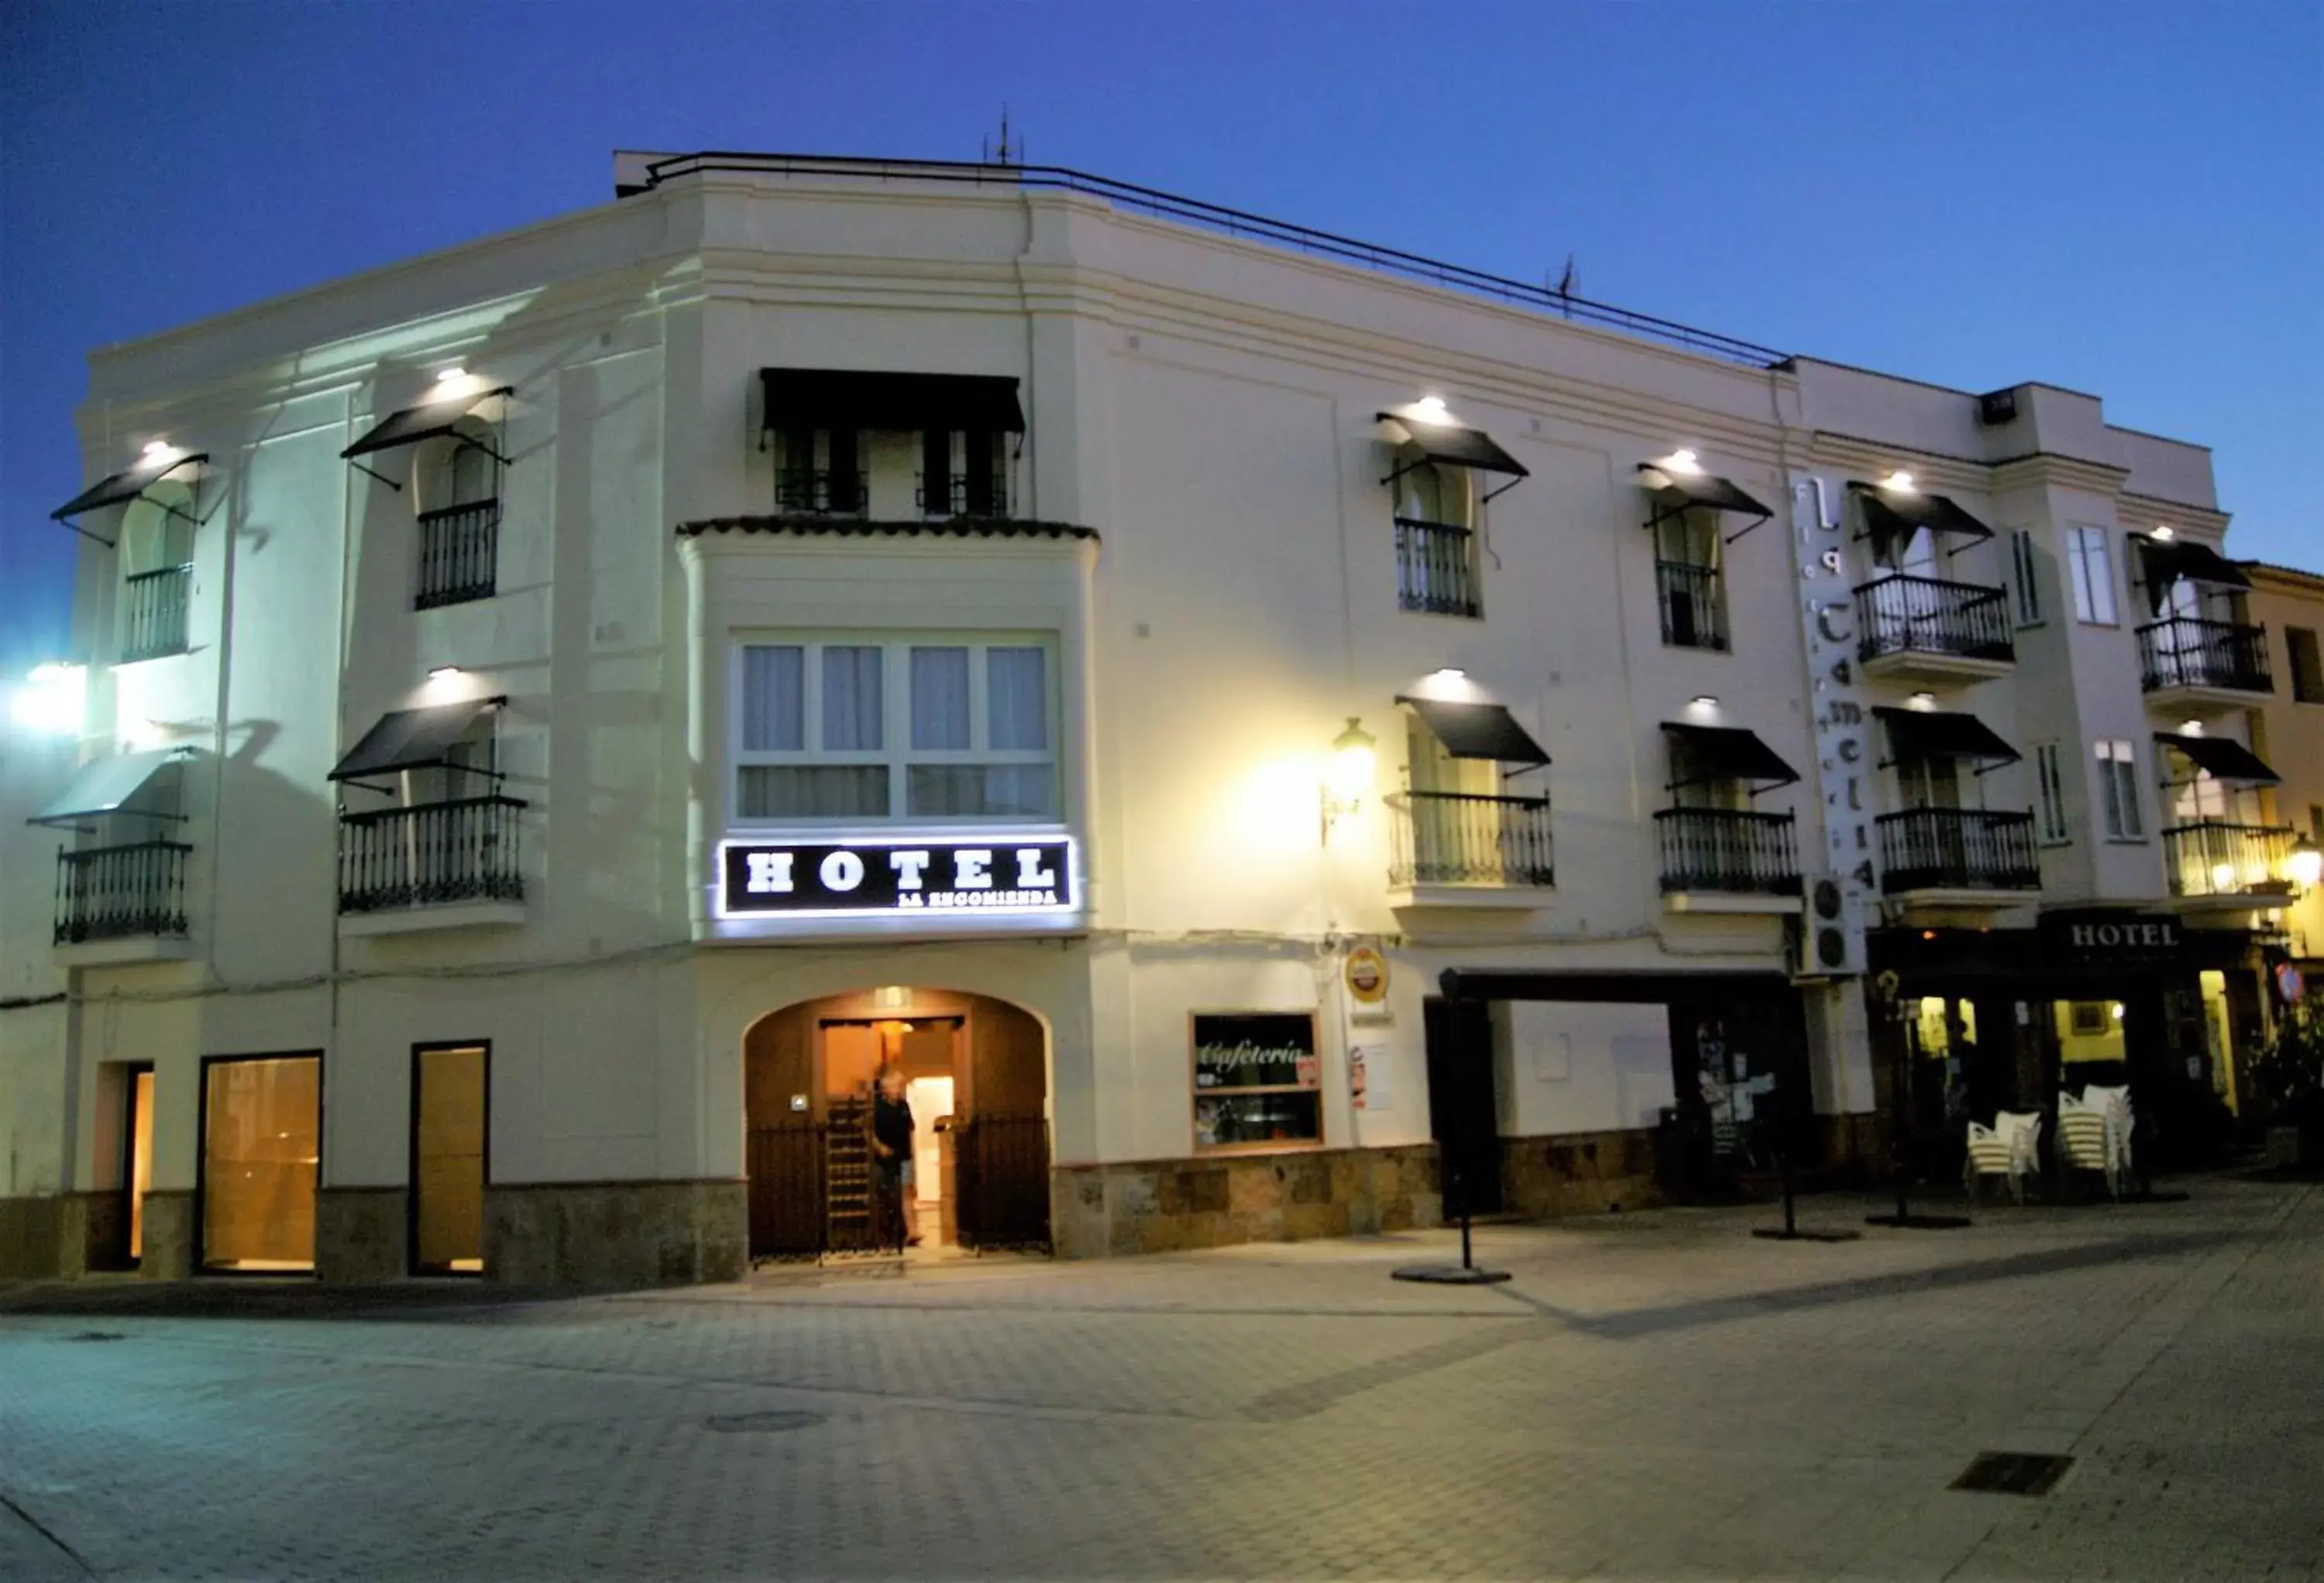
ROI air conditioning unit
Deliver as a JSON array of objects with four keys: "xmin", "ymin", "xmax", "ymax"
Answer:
[{"xmin": 1793, "ymin": 874, "xmax": 1866, "ymax": 980}]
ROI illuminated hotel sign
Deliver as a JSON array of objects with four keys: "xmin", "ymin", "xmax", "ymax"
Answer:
[{"xmin": 716, "ymin": 835, "xmax": 1078, "ymax": 919}]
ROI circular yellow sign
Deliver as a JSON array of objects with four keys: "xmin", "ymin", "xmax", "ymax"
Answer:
[{"xmin": 1345, "ymin": 946, "xmax": 1390, "ymax": 1004}]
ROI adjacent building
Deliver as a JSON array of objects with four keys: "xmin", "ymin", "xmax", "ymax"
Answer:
[{"xmin": 2, "ymin": 152, "xmax": 2313, "ymax": 1285}]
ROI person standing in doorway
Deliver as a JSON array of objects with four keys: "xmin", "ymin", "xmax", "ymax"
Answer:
[{"xmin": 871, "ymin": 1066, "xmax": 919, "ymax": 1248}]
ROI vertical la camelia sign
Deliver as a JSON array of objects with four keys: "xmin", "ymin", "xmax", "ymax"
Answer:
[{"xmin": 716, "ymin": 836, "xmax": 1078, "ymax": 919}]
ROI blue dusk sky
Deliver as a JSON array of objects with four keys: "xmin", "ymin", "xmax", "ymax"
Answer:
[{"xmin": 2, "ymin": 1, "xmax": 2317, "ymax": 678}]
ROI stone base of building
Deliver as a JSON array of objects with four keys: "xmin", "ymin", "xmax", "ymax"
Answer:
[
  {"xmin": 137, "ymin": 1190, "xmax": 195, "ymax": 1279},
  {"xmin": 483, "ymin": 1180, "xmax": 748, "ymax": 1288},
  {"xmin": 1499, "ymin": 1129, "xmax": 1663, "ymax": 1217},
  {"xmin": 0, "ymin": 1193, "xmax": 73, "ymax": 1279},
  {"xmin": 1050, "ymin": 1145, "xmax": 1442, "ymax": 1258},
  {"xmin": 318, "ymin": 1188, "xmax": 409, "ymax": 1284}
]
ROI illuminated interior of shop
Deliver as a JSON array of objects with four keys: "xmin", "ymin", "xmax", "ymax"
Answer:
[{"xmin": 202, "ymin": 1056, "xmax": 320, "ymax": 1271}]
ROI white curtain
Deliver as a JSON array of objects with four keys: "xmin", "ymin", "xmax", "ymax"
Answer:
[
  {"xmin": 822, "ymin": 646, "xmax": 883, "ymax": 750},
  {"xmin": 911, "ymin": 647, "xmax": 971, "ymax": 750},
  {"xmin": 988, "ymin": 647, "xmax": 1047, "ymax": 750},
  {"xmin": 740, "ymin": 646, "xmax": 803, "ymax": 751}
]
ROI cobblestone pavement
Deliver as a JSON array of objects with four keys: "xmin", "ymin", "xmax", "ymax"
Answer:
[{"xmin": 2, "ymin": 1178, "xmax": 2318, "ymax": 1582}]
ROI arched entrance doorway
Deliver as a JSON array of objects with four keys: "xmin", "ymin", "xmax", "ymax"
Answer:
[{"xmin": 743, "ymin": 988, "xmax": 1050, "ymax": 1260}]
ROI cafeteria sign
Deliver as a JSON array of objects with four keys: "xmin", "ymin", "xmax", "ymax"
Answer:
[{"xmin": 717, "ymin": 835, "xmax": 1077, "ymax": 919}]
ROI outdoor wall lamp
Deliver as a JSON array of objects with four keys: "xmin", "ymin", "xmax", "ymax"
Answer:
[
  {"xmin": 7, "ymin": 662, "xmax": 85, "ymax": 738},
  {"xmin": 1322, "ymin": 716, "xmax": 1378, "ymax": 843},
  {"xmin": 1882, "ymin": 470, "xmax": 1916, "ymax": 493},
  {"xmin": 2288, "ymin": 836, "xmax": 2322, "ymax": 891}
]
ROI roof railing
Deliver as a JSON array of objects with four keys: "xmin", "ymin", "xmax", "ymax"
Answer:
[{"xmin": 635, "ymin": 153, "xmax": 1792, "ymax": 369}]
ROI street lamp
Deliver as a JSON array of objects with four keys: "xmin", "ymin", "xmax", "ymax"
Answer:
[
  {"xmin": 1321, "ymin": 716, "xmax": 1377, "ymax": 843},
  {"xmin": 7, "ymin": 663, "xmax": 85, "ymax": 738},
  {"xmin": 2288, "ymin": 835, "xmax": 2322, "ymax": 891}
]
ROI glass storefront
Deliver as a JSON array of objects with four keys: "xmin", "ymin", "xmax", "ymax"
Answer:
[{"xmin": 201, "ymin": 1055, "xmax": 320, "ymax": 1271}]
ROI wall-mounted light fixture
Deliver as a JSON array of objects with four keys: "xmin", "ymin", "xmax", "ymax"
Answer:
[
  {"xmin": 2288, "ymin": 835, "xmax": 2322, "ymax": 891},
  {"xmin": 1662, "ymin": 448, "xmax": 1702, "ymax": 476},
  {"xmin": 1410, "ymin": 395, "xmax": 1449, "ymax": 422},
  {"xmin": 2151, "ymin": 524, "xmax": 2175, "ymax": 541},
  {"xmin": 427, "ymin": 665, "xmax": 464, "ymax": 682},
  {"xmin": 1688, "ymin": 694, "xmax": 1718, "ymax": 711},
  {"xmin": 1882, "ymin": 470, "xmax": 1916, "ymax": 493},
  {"xmin": 1908, "ymin": 691, "xmax": 1937, "ymax": 709},
  {"xmin": 1321, "ymin": 716, "xmax": 1378, "ymax": 843},
  {"xmin": 7, "ymin": 662, "xmax": 86, "ymax": 737}
]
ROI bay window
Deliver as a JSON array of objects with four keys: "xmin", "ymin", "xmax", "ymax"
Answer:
[{"xmin": 735, "ymin": 636, "xmax": 1058, "ymax": 822}]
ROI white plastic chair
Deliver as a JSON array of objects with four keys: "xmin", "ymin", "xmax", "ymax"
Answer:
[
  {"xmin": 1965, "ymin": 1111, "xmax": 2043, "ymax": 1204},
  {"xmin": 2058, "ymin": 1090, "xmax": 2127, "ymax": 1199}
]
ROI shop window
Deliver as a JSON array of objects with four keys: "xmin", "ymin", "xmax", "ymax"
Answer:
[
  {"xmin": 2033, "ymin": 742, "xmax": 2071, "ymax": 845},
  {"xmin": 2094, "ymin": 738, "xmax": 2144, "ymax": 840},
  {"xmin": 2056, "ymin": 1001, "xmax": 2127, "ymax": 1066},
  {"xmin": 2068, "ymin": 526, "xmax": 2116, "ymax": 626},
  {"xmin": 201, "ymin": 1054, "xmax": 320, "ymax": 1272},
  {"xmin": 1192, "ymin": 1012, "xmax": 1322, "ymax": 1152},
  {"xmin": 411, "ymin": 1044, "xmax": 486, "ymax": 1275},
  {"xmin": 734, "ymin": 636, "xmax": 1057, "ymax": 822},
  {"xmin": 2288, "ymin": 627, "xmax": 2324, "ymax": 703}
]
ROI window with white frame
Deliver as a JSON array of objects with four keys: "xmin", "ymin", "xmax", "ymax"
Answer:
[
  {"xmin": 2009, "ymin": 529, "xmax": 2044, "ymax": 627},
  {"xmin": 2033, "ymin": 742, "xmax": 2071, "ymax": 844},
  {"xmin": 733, "ymin": 637, "xmax": 1057, "ymax": 822},
  {"xmin": 2068, "ymin": 527, "xmax": 2116, "ymax": 626},
  {"xmin": 2095, "ymin": 738, "xmax": 2144, "ymax": 840}
]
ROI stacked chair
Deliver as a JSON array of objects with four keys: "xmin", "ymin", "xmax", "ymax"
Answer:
[
  {"xmin": 1963, "ymin": 1111, "xmax": 2044, "ymax": 1204},
  {"xmin": 2056, "ymin": 1086, "xmax": 2135, "ymax": 1200}
]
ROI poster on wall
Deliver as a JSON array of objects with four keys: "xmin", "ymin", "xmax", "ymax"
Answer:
[{"xmin": 1191, "ymin": 1012, "xmax": 1322, "ymax": 1151}]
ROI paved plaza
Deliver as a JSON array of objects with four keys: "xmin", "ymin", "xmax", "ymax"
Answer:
[{"xmin": 2, "ymin": 1177, "xmax": 2318, "ymax": 1582}]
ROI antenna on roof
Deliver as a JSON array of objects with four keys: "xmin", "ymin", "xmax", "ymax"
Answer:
[
  {"xmin": 1552, "ymin": 254, "xmax": 1579, "ymax": 319},
  {"xmin": 982, "ymin": 106, "xmax": 1022, "ymax": 167}
]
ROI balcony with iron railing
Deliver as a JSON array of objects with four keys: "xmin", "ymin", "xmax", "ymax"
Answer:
[
  {"xmin": 1655, "ymin": 560, "xmax": 1728, "ymax": 651},
  {"xmin": 1387, "ymin": 791, "xmax": 1554, "ymax": 903},
  {"xmin": 1853, "ymin": 573, "xmax": 2013, "ymax": 682},
  {"xmin": 1394, "ymin": 520, "xmax": 1482, "ymax": 617},
  {"xmin": 414, "ymin": 500, "xmax": 500, "ymax": 610},
  {"xmin": 1654, "ymin": 809, "xmax": 1800, "ymax": 908},
  {"xmin": 54, "ymin": 840, "xmax": 191, "ymax": 947},
  {"xmin": 2136, "ymin": 616, "xmax": 2272, "ymax": 702},
  {"xmin": 2161, "ymin": 821, "xmax": 2296, "ymax": 906},
  {"xmin": 119, "ymin": 564, "xmax": 191, "ymax": 661},
  {"xmin": 775, "ymin": 468, "xmax": 869, "ymax": 516},
  {"xmin": 338, "ymin": 795, "xmax": 526, "ymax": 929},
  {"xmin": 1875, "ymin": 808, "xmax": 2041, "ymax": 898},
  {"xmin": 916, "ymin": 472, "xmax": 1012, "ymax": 520}
]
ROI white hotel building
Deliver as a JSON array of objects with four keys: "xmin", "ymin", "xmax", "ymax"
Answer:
[{"xmin": 2, "ymin": 153, "xmax": 2309, "ymax": 1285}]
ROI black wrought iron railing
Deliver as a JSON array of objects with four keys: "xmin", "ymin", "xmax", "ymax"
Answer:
[
  {"xmin": 1394, "ymin": 519, "xmax": 1481, "ymax": 616},
  {"xmin": 1388, "ymin": 791, "xmax": 1554, "ymax": 888},
  {"xmin": 631, "ymin": 154, "xmax": 1791, "ymax": 369},
  {"xmin": 1654, "ymin": 809, "xmax": 1800, "ymax": 895},
  {"xmin": 337, "ymin": 795, "xmax": 525, "ymax": 914},
  {"xmin": 1875, "ymin": 808, "xmax": 2040, "ymax": 894},
  {"xmin": 414, "ymin": 500, "xmax": 500, "ymax": 610},
  {"xmin": 775, "ymin": 468, "xmax": 868, "ymax": 515},
  {"xmin": 119, "ymin": 564, "xmax": 191, "ymax": 661},
  {"xmin": 916, "ymin": 472, "xmax": 1011, "ymax": 519},
  {"xmin": 1655, "ymin": 560, "xmax": 1728, "ymax": 651},
  {"xmin": 956, "ymin": 1114, "xmax": 1052, "ymax": 1251},
  {"xmin": 2161, "ymin": 822, "xmax": 2295, "ymax": 899},
  {"xmin": 2136, "ymin": 617, "xmax": 2272, "ymax": 694},
  {"xmin": 1853, "ymin": 574, "xmax": 2013, "ymax": 665},
  {"xmin": 54, "ymin": 840, "xmax": 191, "ymax": 944}
]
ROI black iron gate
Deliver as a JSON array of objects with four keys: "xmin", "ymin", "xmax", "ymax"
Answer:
[
  {"xmin": 955, "ymin": 1113, "xmax": 1052, "ymax": 1251},
  {"xmin": 746, "ymin": 1120, "xmax": 825, "ymax": 1259}
]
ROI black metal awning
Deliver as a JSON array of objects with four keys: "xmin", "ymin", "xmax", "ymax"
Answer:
[
  {"xmin": 51, "ymin": 452, "xmax": 208, "ymax": 544},
  {"xmin": 1662, "ymin": 723, "xmax": 1800, "ymax": 791},
  {"xmin": 28, "ymin": 748, "xmax": 190, "ymax": 828},
  {"xmin": 2153, "ymin": 733, "xmax": 2279, "ymax": 785},
  {"xmin": 2136, "ymin": 537, "xmax": 2251, "ymax": 613},
  {"xmin": 759, "ymin": 369, "xmax": 1026, "ymax": 434},
  {"xmin": 1397, "ymin": 695, "xmax": 1550, "ymax": 770},
  {"xmin": 1636, "ymin": 464, "xmax": 1774, "ymax": 543},
  {"xmin": 1850, "ymin": 482, "xmax": 1995, "ymax": 548},
  {"xmin": 328, "ymin": 697, "xmax": 505, "ymax": 783},
  {"xmin": 1377, "ymin": 411, "xmax": 1528, "ymax": 503},
  {"xmin": 342, "ymin": 387, "xmax": 515, "ymax": 462},
  {"xmin": 1874, "ymin": 706, "xmax": 2020, "ymax": 767}
]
